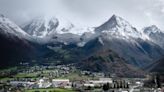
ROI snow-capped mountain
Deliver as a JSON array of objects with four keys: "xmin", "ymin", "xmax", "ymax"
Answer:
[
  {"xmin": 78, "ymin": 15, "xmax": 143, "ymax": 46},
  {"xmin": 23, "ymin": 16, "xmax": 59, "ymax": 38},
  {"xmin": 0, "ymin": 15, "xmax": 30, "ymax": 40},
  {"xmin": 0, "ymin": 13, "xmax": 164, "ymax": 69},
  {"xmin": 78, "ymin": 15, "xmax": 143, "ymax": 47},
  {"xmin": 23, "ymin": 16, "xmax": 95, "ymax": 38},
  {"xmin": 88, "ymin": 15, "xmax": 164, "ymax": 67},
  {"xmin": 0, "ymin": 14, "xmax": 37, "ymax": 68},
  {"xmin": 95, "ymin": 15, "xmax": 142, "ymax": 39},
  {"xmin": 22, "ymin": 16, "xmax": 96, "ymax": 45},
  {"xmin": 144, "ymin": 25, "xmax": 164, "ymax": 48},
  {"xmin": 21, "ymin": 14, "xmax": 164, "ymax": 67}
]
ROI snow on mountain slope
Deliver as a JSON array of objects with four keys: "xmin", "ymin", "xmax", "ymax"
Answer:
[
  {"xmin": 95, "ymin": 15, "xmax": 143, "ymax": 39},
  {"xmin": 144, "ymin": 25, "xmax": 164, "ymax": 48},
  {"xmin": 54, "ymin": 16, "xmax": 94, "ymax": 35},
  {"xmin": 91, "ymin": 15, "xmax": 154, "ymax": 48},
  {"xmin": 0, "ymin": 13, "xmax": 163, "ymax": 69},
  {"xmin": 0, "ymin": 14, "xmax": 30, "ymax": 39},
  {"xmin": 90, "ymin": 15, "xmax": 164, "ymax": 67},
  {"xmin": 0, "ymin": 15, "xmax": 37, "ymax": 67},
  {"xmin": 23, "ymin": 16, "xmax": 95, "ymax": 38},
  {"xmin": 144, "ymin": 25, "xmax": 163, "ymax": 35},
  {"xmin": 58, "ymin": 27, "xmax": 95, "ymax": 35},
  {"xmin": 23, "ymin": 16, "xmax": 59, "ymax": 38},
  {"xmin": 78, "ymin": 14, "xmax": 144, "ymax": 47}
]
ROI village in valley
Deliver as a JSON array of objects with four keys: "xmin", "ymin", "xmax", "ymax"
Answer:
[{"xmin": 0, "ymin": 63, "xmax": 163, "ymax": 92}]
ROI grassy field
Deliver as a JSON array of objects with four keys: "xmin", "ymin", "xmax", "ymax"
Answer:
[
  {"xmin": 25, "ymin": 88, "xmax": 76, "ymax": 92},
  {"xmin": 14, "ymin": 72, "xmax": 39, "ymax": 78},
  {"xmin": 13, "ymin": 70, "xmax": 97, "ymax": 80},
  {"xmin": 60, "ymin": 72, "xmax": 92, "ymax": 81},
  {"xmin": 54, "ymin": 70, "xmax": 98, "ymax": 81}
]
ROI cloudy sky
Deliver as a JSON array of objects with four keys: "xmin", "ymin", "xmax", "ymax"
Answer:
[{"xmin": 0, "ymin": 0, "xmax": 164, "ymax": 29}]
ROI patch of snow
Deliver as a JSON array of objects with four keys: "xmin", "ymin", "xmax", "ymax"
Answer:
[
  {"xmin": 98, "ymin": 37, "xmax": 104, "ymax": 45},
  {"xmin": 0, "ymin": 14, "xmax": 30, "ymax": 40}
]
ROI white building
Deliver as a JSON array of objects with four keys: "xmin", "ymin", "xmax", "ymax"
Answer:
[
  {"xmin": 85, "ymin": 78, "xmax": 113, "ymax": 87},
  {"xmin": 90, "ymin": 78, "xmax": 112, "ymax": 84},
  {"xmin": 38, "ymin": 78, "xmax": 51, "ymax": 88},
  {"xmin": 99, "ymin": 78, "xmax": 113, "ymax": 83},
  {"xmin": 52, "ymin": 79, "xmax": 70, "ymax": 88},
  {"xmin": 83, "ymin": 83, "xmax": 95, "ymax": 87}
]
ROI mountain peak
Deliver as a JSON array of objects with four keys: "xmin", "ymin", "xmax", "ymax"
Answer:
[
  {"xmin": 110, "ymin": 14, "xmax": 117, "ymax": 20},
  {"xmin": 109, "ymin": 14, "xmax": 131, "ymax": 27},
  {"xmin": 149, "ymin": 25, "xmax": 158, "ymax": 28},
  {"xmin": 95, "ymin": 14, "xmax": 141, "ymax": 38},
  {"xmin": 144, "ymin": 25, "xmax": 162, "ymax": 35},
  {"xmin": 108, "ymin": 14, "xmax": 119, "ymax": 25},
  {"xmin": 110, "ymin": 14, "xmax": 121, "ymax": 20},
  {"xmin": 95, "ymin": 14, "xmax": 132, "ymax": 32},
  {"xmin": 0, "ymin": 14, "xmax": 30, "ymax": 40},
  {"xmin": 146, "ymin": 25, "xmax": 159, "ymax": 30},
  {"xmin": 23, "ymin": 16, "xmax": 59, "ymax": 38},
  {"xmin": 143, "ymin": 25, "xmax": 164, "ymax": 48}
]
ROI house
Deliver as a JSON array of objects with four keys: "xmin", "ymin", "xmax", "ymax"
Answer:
[
  {"xmin": 83, "ymin": 83, "xmax": 95, "ymax": 87},
  {"xmin": 86, "ymin": 78, "xmax": 113, "ymax": 87},
  {"xmin": 38, "ymin": 78, "xmax": 51, "ymax": 88},
  {"xmin": 99, "ymin": 78, "xmax": 113, "ymax": 83},
  {"xmin": 52, "ymin": 79, "xmax": 70, "ymax": 88}
]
